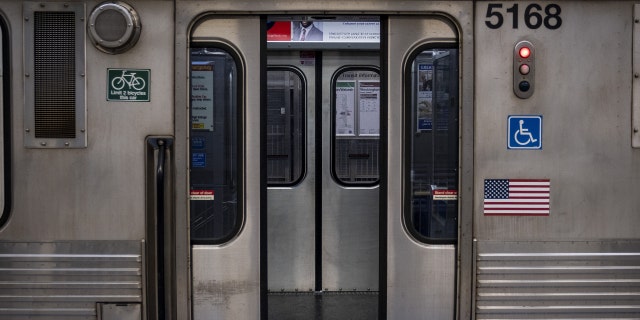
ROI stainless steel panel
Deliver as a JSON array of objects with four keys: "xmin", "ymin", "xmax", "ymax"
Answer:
[
  {"xmin": 322, "ymin": 51, "xmax": 380, "ymax": 291},
  {"xmin": 3, "ymin": 0, "xmax": 175, "ymax": 241},
  {"xmin": 267, "ymin": 52, "xmax": 316, "ymax": 292},
  {"xmin": 0, "ymin": 241, "xmax": 142, "ymax": 319},
  {"xmin": 475, "ymin": 2, "xmax": 640, "ymax": 240},
  {"xmin": 98, "ymin": 303, "xmax": 141, "ymax": 320},
  {"xmin": 387, "ymin": 15, "xmax": 459, "ymax": 319},
  {"xmin": 475, "ymin": 240, "xmax": 640, "ymax": 319},
  {"xmin": 191, "ymin": 16, "xmax": 262, "ymax": 320}
]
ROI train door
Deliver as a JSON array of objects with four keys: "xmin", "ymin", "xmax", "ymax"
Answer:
[
  {"xmin": 188, "ymin": 16, "xmax": 262, "ymax": 320},
  {"xmin": 386, "ymin": 16, "xmax": 461, "ymax": 319},
  {"xmin": 183, "ymin": 13, "xmax": 463, "ymax": 319},
  {"xmin": 266, "ymin": 17, "xmax": 380, "ymax": 319}
]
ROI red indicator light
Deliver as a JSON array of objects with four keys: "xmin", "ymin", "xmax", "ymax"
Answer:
[{"xmin": 519, "ymin": 47, "xmax": 531, "ymax": 59}]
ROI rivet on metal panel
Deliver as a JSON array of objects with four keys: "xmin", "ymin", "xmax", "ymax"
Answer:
[
  {"xmin": 65, "ymin": 142, "xmax": 70, "ymax": 147},
  {"xmin": 40, "ymin": 142, "xmax": 46, "ymax": 146},
  {"xmin": 25, "ymin": 128, "xmax": 30, "ymax": 133},
  {"xmin": 634, "ymin": 127, "xmax": 638, "ymax": 133},
  {"xmin": 635, "ymin": 73, "xmax": 639, "ymax": 79}
]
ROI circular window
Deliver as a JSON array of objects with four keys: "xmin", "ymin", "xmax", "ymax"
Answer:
[{"xmin": 88, "ymin": 2, "xmax": 141, "ymax": 54}]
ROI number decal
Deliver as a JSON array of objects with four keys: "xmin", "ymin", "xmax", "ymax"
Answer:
[
  {"xmin": 524, "ymin": 4, "xmax": 543, "ymax": 29},
  {"xmin": 544, "ymin": 4, "xmax": 562, "ymax": 29},
  {"xmin": 506, "ymin": 4, "xmax": 518, "ymax": 28},
  {"xmin": 485, "ymin": 3, "xmax": 503, "ymax": 29},
  {"xmin": 484, "ymin": 3, "xmax": 562, "ymax": 30}
]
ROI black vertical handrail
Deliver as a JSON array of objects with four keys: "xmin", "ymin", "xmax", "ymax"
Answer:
[
  {"xmin": 147, "ymin": 137, "xmax": 173, "ymax": 320},
  {"xmin": 156, "ymin": 139, "xmax": 166, "ymax": 320}
]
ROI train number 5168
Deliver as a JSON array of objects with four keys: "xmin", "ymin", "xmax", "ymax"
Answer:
[{"xmin": 485, "ymin": 3, "xmax": 562, "ymax": 30}]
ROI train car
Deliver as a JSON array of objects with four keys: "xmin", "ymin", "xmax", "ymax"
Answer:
[{"xmin": 0, "ymin": 0, "xmax": 638, "ymax": 319}]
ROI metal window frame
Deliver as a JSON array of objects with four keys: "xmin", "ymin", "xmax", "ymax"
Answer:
[
  {"xmin": 188, "ymin": 43, "xmax": 245, "ymax": 245},
  {"xmin": 403, "ymin": 43, "xmax": 459, "ymax": 245}
]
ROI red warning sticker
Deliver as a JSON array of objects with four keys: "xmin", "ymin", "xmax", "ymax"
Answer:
[
  {"xmin": 190, "ymin": 190, "xmax": 214, "ymax": 200},
  {"xmin": 433, "ymin": 190, "xmax": 458, "ymax": 201}
]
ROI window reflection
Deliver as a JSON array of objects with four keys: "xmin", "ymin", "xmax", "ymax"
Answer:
[
  {"xmin": 407, "ymin": 48, "xmax": 459, "ymax": 243},
  {"xmin": 189, "ymin": 47, "xmax": 241, "ymax": 244}
]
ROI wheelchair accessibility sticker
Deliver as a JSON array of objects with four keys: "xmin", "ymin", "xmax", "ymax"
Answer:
[{"xmin": 508, "ymin": 115, "xmax": 542, "ymax": 149}]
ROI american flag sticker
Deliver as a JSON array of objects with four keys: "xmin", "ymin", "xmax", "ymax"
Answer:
[{"xmin": 484, "ymin": 179, "xmax": 550, "ymax": 216}]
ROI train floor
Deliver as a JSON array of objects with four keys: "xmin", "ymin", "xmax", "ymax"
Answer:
[{"xmin": 268, "ymin": 291, "xmax": 379, "ymax": 320}]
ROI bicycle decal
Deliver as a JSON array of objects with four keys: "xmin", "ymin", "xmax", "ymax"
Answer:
[
  {"xmin": 107, "ymin": 68, "xmax": 150, "ymax": 102},
  {"xmin": 508, "ymin": 115, "xmax": 542, "ymax": 149}
]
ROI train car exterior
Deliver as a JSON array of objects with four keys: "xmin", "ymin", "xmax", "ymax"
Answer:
[{"xmin": 0, "ymin": 0, "xmax": 638, "ymax": 319}]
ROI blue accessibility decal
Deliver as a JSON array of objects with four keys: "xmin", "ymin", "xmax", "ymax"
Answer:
[{"xmin": 508, "ymin": 115, "xmax": 542, "ymax": 149}]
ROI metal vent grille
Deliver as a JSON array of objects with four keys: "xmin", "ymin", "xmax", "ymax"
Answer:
[
  {"xmin": 475, "ymin": 240, "xmax": 640, "ymax": 319},
  {"xmin": 24, "ymin": 2, "xmax": 86, "ymax": 148},
  {"xmin": 0, "ymin": 241, "xmax": 142, "ymax": 319},
  {"xmin": 34, "ymin": 12, "xmax": 76, "ymax": 139}
]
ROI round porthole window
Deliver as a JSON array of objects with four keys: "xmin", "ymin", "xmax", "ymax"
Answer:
[{"xmin": 88, "ymin": 2, "xmax": 141, "ymax": 54}]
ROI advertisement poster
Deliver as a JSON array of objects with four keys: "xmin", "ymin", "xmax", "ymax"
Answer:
[
  {"xmin": 335, "ymin": 81, "xmax": 356, "ymax": 136},
  {"xmin": 323, "ymin": 21, "xmax": 380, "ymax": 42},
  {"xmin": 267, "ymin": 20, "xmax": 380, "ymax": 43},
  {"xmin": 417, "ymin": 64, "xmax": 433, "ymax": 131},
  {"xmin": 191, "ymin": 63, "xmax": 215, "ymax": 131},
  {"xmin": 358, "ymin": 81, "xmax": 380, "ymax": 136}
]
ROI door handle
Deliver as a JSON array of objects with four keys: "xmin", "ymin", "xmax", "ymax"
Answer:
[{"xmin": 146, "ymin": 136, "xmax": 174, "ymax": 320}]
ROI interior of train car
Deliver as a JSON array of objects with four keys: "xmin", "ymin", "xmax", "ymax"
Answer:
[{"xmin": 187, "ymin": 14, "xmax": 461, "ymax": 319}]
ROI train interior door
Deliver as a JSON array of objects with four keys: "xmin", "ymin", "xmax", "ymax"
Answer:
[{"xmin": 266, "ymin": 17, "xmax": 381, "ymax": 319}]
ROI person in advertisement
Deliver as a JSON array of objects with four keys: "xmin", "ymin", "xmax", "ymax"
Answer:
[{"xmin": 292, "ymin": 20, "xmax": 323, "ymax": 41}]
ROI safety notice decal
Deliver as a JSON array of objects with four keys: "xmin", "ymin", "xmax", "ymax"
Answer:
[
  {"xmin": 433, "ymin": 190, "xmax": 458, "ymax": 201},
  {"xmin": 107, "ymin": 68, "xmax": 150, "ymax": 102},
  {"xmin": 190, "ymin": 190, "xmax": 214, "ymax": 201}
]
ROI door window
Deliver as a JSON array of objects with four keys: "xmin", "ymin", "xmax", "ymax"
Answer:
[
  {"xmin": 267, "ymin": 68, "xmax": 305, "ymax": 185},
  {"xmin": 332, "ymin": 67, "xmax": 380, "ymax": 185},
  {"xmin": 189, "ymin": 46, "xmax": 242, "ymax": 244},
  {"xmin": 405, "ymin": 47, "xmax": 459, "ymax": 243}
]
